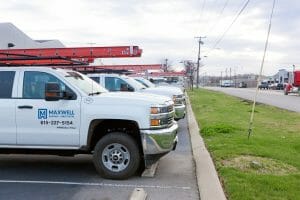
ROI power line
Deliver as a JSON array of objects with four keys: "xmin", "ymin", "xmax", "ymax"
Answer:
[
  {"xmin": 208, "ymin": 0, "xmax": 251, "ymax": 52},
  {"xmin": 200, "ymin": 0, "xmax": 207, "ymax": 19},
  {"xmin": 248, "ymin": 0, "xmax": 276, "ymax": 139},
  {"xmin": 206, "ymin": 0, "xmax": 230, "ymax": 36},
  {"xmin": 202, "ymin": 0, "xmax": 221, "ymax": 34},
  {"xmin": 196, "ymin": 0, "xmax": 207, "ymax": 34}
]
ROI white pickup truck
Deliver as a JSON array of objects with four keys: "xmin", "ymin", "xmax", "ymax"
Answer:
[
  {"xmin": 87, "ymin": 74, "xmax": 186, "ymax": 120},
  {"xmin": 134, "ymin": 77, "xmax": 186, "ymax": 104},
  {"xmin": 0, "ymin": 67, "xmax": 178, "ymax": 179}
]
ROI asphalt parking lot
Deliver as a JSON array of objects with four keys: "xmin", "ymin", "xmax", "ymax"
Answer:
[
  {"xmin": 206, "ymin": 87, "xmax": 300, "ymax": 112},
  {"xmin": 0, "ymin": 118, "xmax": 199, "ymax": 200}
]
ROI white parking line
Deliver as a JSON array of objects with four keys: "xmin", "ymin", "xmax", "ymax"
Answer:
[{"xmin": 0, "ymin": 179, "xmax": 191, "ymax": 190}]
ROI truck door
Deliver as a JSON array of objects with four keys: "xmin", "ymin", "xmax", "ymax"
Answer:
[
  {"xmin": 0, "ymin": 71, "xmax": 17, "ymax": 145},
  {"xmin": 16, "ymin": 71, "xmax": 81, "ymax": 146}
]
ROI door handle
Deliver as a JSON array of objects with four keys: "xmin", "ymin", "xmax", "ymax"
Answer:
[{"xmin": 18, "ymin": 105, "xmax": 33, "ymax": 109}]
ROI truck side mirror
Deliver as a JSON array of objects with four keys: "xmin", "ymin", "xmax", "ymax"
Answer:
[{"xmin": 45, "ymin": 82, "xmax": 62, "ymax": 101}]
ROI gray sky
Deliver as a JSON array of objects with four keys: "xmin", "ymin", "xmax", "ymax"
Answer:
[{"xmin": 0, "ymin": 0, "xmax": 299, "ymax": 75}]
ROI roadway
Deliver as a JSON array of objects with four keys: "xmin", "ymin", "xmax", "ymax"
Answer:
[
  {"xmin": 205, "ymin": 87, "xmax": 300, "ymax": 112},
  {"xmin": 0, "ymin": 118, "xmax": 199, "ymax": 200}
]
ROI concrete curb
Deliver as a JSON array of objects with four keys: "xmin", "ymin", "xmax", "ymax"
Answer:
[
  {"xmin": 186, "ymin": 95, "xmax": 227, "ymax": 200},
  {"xmin": 129, "ymin": 188, "xmax": 147, "ymax": 200}
]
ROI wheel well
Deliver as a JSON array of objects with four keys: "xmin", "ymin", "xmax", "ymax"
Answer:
[{"xmin": 87, "ymin": 119, "xmax": 142, "ymax": 153}]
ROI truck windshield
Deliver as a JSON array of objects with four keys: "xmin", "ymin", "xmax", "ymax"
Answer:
[
  {"xmin": 135, "ymin": 78, "xmax": 155, "ymax": 88},
  {"xmin": 60, "ymin": 71, "xmax": 108, "ymax": 95},
  {"xmin": 124, "ymin": 77, "xmax": 147, "ymax": 91}
]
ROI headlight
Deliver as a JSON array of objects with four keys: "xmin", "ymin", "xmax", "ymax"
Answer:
[
  {"xmin": 150, "ymin": 104, "xmax": 175, "ymax": 128},
  {"xmin": 173, "ymin": 95, "xmax": 184, "ymax": 105},
  {"xmin": 151, "ymin": 107, "xmax": 160, "ymax": 114},
  {"xmin": 173, "ymin": 95, "xmax": 177, "ymax": 102}
]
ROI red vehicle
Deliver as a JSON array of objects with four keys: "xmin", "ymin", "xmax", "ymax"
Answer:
[{"xmin": 284, "ymin": 70, "xmax": 300, "ymax": 95}]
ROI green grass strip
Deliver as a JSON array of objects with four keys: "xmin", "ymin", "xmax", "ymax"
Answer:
[{"xmin": 188, "ymin": 88, "xmax": 300, "ymax": 200}]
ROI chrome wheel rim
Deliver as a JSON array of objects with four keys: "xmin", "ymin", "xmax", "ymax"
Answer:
[{"xmin": 102, "ymin": 143, "xmax": 130, "ymax": 172}]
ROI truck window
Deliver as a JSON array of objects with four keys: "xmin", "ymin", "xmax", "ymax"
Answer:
[
  {"xmin": 23, "ymin": 71, "xmax": 73, "ymax": 99},
  {"xmin": 90, "ymin": 76, "xmax": 100, "ymax": 83},
  {"xmin": 135, "ymin": 79, "xmax": 148, "ymax": 87},
  {"xmin": 0, "ymin": 71, "xmax": 15, "ymax": 98},
  {"xmin": 105, "ymin": 77, "xmax": 133, "ymax": 92}
]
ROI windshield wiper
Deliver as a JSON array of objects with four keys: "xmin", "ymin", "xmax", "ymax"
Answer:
[{"xmin": 88, "ymin": 92, "xmax": 101, "ymax": 96}]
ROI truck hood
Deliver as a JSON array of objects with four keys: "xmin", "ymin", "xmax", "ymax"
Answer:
[
  {"xmin": 155, "ymin": 86, "xmax": 183, "ymax": 94},
  {"xmin": 140, "ymin": 87, "xmax": 182, "ymax": 98},
  {"xmin": 91, "ymin": 91, "xmax": 173, "ymax": 106}
]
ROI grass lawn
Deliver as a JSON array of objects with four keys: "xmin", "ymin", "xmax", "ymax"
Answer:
[{"xmin": 188, "ymin": 88, "xmax": 300, "ymax": 200}]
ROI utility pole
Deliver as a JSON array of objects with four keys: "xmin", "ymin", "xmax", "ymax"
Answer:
[
  {"xmin": 293, "ymin": 64, "xmax": 296, "ymax": 72},
  {"xmin": 234, "ymin": 67, "xmax": 237, "ymax": 88},
  {"xmin": 195, "ymin": 36, "xmax": 206, "ymax": 88},
  {"xmin": 292, "ymin": 64, "xmax": 296, "ymax": 83},
  {"xmin": 230, "ymin": 67, "xmax": 232, "ymax": 87},
  {"xmin": 164, "ymin": 58, "xmax": 169, "ymax": 72},
  {"xmin": 220, "ymin": 71, "xmax": 223, "ymax": 87}
]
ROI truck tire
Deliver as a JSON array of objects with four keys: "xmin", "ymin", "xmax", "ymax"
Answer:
[{"xmin": 93, "ymin": 132, "xmax": 140, "ymax": 179}]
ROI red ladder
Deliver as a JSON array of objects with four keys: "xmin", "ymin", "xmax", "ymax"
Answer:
[{"xmin": 0, "ymin": 46, "xmax": 142, "ymax": 66}]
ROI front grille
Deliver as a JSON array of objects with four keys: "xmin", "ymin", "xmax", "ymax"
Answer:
[
  {"xmin": 160, "ymin": 105, "xmax": 174, "ymax": 113},
  {"xmin": 160, "ymin": 115, "xmax": 174, "ymax": 126},
  {"xmin": 167, "ymin": 115, "xmax": 174, "ymax": 124},
  {"xmin": 167, "ymin": 105, "xmax": 174, "ymax": 112},
  {"xmin": 174, "ymin": 99, "xmax": 183, "ymax": 105}
]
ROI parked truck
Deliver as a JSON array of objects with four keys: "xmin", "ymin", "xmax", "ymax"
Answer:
[
  {"xmin": 0, "ymin": 67, "xmax": 178, "ymax": 179},
  {"xmin": 284, "ymin": 70, "xmax": 300, "ymax": 95},
  {"xmin": 87, "ymin": 74, "xmax": 186, "ymax": 120},
  {"xmin": 133, "ymin": 77, "xmax": 186, "ymax": 105}
]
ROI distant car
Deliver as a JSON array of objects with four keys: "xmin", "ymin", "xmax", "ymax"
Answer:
[
  {"xmin": 222, "ymin": 82, "xmax": 231, "ymax": 87},
  {"xmin": 276, "ymin": 83, "xmax": 284, "ymax": 90},
  {"xmin": 238, "ymin": 82, "xmax": 247, "ymax": 88},
  {"xmin": 258, "ymin": 82, "xmax": 269, "ymax": 89}
]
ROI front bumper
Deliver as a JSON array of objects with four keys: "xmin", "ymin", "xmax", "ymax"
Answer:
[
  {"xmin": 174, "ymin": 104, "xmax": 186, "ymax": 120},
  {"xmin": 140, "ymin": 122, "xmax": 178, "ymax": 161}
]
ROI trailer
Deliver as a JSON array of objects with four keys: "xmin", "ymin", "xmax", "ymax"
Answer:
[{"xmin": 284, "ymin": 70, "xmax": 300, "ymax": 95}]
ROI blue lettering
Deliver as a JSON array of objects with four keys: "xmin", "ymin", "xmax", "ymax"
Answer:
[{"xmin": 47, "ymin": 109, "xmax": 75, "ymax": 118}]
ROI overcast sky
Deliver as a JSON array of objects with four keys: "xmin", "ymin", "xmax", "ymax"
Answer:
[{"xmin": 0, "ymin": 0, "xmax": 299, "ymax": 75}]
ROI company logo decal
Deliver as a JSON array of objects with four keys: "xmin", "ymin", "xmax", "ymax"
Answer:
[
  {"xmin": 38, "ymin": 109, "xmax": 75, "ymax": 119},
  {"xmin": 38, "ymin": 109, "xmax": 48, "ymax": 119}
]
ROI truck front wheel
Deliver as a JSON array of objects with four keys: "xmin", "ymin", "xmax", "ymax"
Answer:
[{"xmin": 93, "ymin": 132, "xmax": 141, "ymax": 179}]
